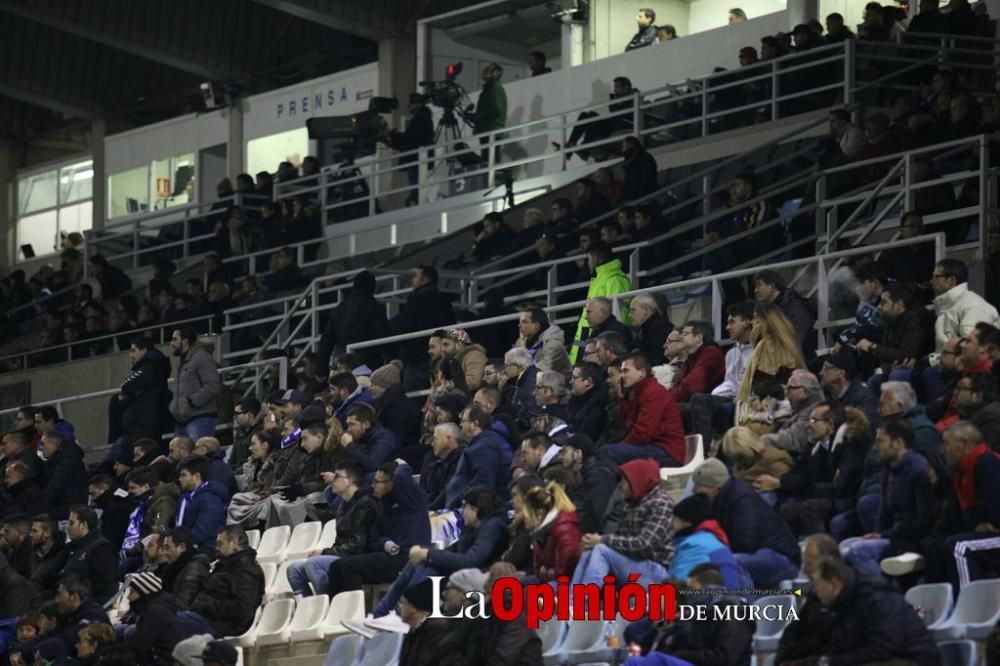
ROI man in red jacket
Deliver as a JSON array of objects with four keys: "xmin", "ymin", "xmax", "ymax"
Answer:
[
  {"xmin": 671, "ymin": 321, "xmax": 725, "ymax": 402},
  {"xmin": 602, "ymin": 353, "xmax": 685, "ymax": 467}
]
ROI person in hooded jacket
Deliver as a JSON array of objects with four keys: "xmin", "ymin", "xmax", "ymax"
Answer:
[
  {"xmin": 174, "ymin": 457, "xmax": 227, "ymax": 554},
  {"xmin": 168, "ymin": 326, "xmax": 221, "ymax": 441},
  {"xmin": 665, "ymin": 494, "xmax": 745, "ymax": 587},
  {"xmin": 372, "ymin": 485, "xmax": 509, "ymax": 618},
  {"xmin": 316, "ymin": 270, "xmax": 390, "ymax": 376},
  {"xmin": 571, "ymin": 458, "xmax": 675, "ymax": 587},
  {"xmin": 516, "ymin": 308, "xmax": 570, "ymax": 377},
  {"xmin": 119, "ymin": 338, "xmax": 173, "ymax": 445},
  {"xmin": 123, "ymin": 572, "xmax": 184, "ymax": 666},
  {"xmin": 571, "ymin": 242, "xmax": 633, "ymax": 364}
]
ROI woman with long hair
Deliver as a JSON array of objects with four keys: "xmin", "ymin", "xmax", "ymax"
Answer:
[
  {"xmin": 737, "ymin": 302, "xmax": 806, "ymax": 424},
  {"xmin": 502, "ymin": 475, "xmax": 545, "ymax": 572},
  {"xmin": 721, "ymin": 426, "xmax": 794, "ymax": 490},
  {"xmin": 523, "ymin": 481, "xmax": 582, "ymax": 583}
]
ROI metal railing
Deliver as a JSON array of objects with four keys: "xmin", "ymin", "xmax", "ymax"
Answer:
[
  {"xmin": 344, "ymin": 234, "xmax": 946, "ymax": 356},
  {"xmin": 0, "ymin": 313, "xmax": 218, "ymax": 371}
]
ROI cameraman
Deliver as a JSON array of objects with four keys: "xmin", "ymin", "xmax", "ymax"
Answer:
[
  {"xmin": 472, "ymin": 63, "xmax": 508, "ymax": 163},
  {"xmin": 382, "ymin": 93, "xmax": 435, "ymax": 206}
]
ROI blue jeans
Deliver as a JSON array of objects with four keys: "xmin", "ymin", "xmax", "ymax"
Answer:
[
  {"xmin": 571, "ymin": 543, "xmax": 668, "ymax": 588},
  {"xmin": 176, "ymin": 416, "xmax": 217, "ymax": 440},
  {"xmin": 373, "ymin": 562, "xmax": 435, "ymax": 618},
  {"xmin": 733, "ymin": 548, "xmax": 799, "ymax": 588},
  {"xmin": 830, "ymin": 493, "xmax": 881, "ymax": 540},
  {"xmin": 287, "ymin": 555, "xmax": 339, "ymax": 597},
  {"xmin": 601, "ymin": 443, "xmax": 677, "ymax": 467},
  {"xmin": 176, "ymin": 610, "xmax": 220, "ymax": 638},
  {"xmin": 844, "ymin": 538, "xmax": 890, "ymax": 576}
]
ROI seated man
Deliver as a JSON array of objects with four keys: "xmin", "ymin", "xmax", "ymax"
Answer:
[
  {"xmin": 421, "ymin": 423, "xmax": 464, "ymax": 511},
  {"xmin": 444, "ymin": 406, "xmax": 512, "ymax": 508},
  {"xmin": 174, "ymin": 457, "xmax": 227, "ymax": 554},
  {"xmin": 559, "ymin": 434, "xmax": 621, "ymax": 535},
  {"xmin": 670, "ymin": 320, "xmax": 725, "ymax": 402},
  {"xmin": 604, "ymin": 353, "xmax": 684, "ymax": 467},
  {"xmin": 160, "ymin": 528, "xmax": 212, "ymax": 610},
  {"xmin": 29, "ymin": 514, "xmax": 70, "ymax": 597},
  {"xmin": 59, "ymin": 505, "xmax": 121, "ymax": 604},
  {"xmin": 326, "ymin": 461, "xmax": 431, "ymax": 600},
  {"xmin": 692, "ymin": 459, "xmax": 800, "ymax": 588},
  {"xmin": 286, "ymin": 460, "xmax": 378, "ymax": 598},
  {"xmin": 371, "ymin": 486, "xmax": 509, "ymax": 619},
  {"xmin": 819, "ymin": 352, "xmax": 878, "ymax": 427},
  {"xmin": 176, "ymin": 526, "xmax": 265, "ymax": 638},
  {"xmin": 53, "ymin": 576, "xmax": 110, "ymax": 658},
  {"xmin": 760, "ymin": 370, "xmax": 824, "ymax": 455},
  {"xmin": 778, "ymin": 549, "xmax": 938, "ymax": 665},
  {"xmin": 842, "ymin": 417, "xmax": 934, "ymax": 576},
  {"xmin": 571, "ymin": 458, "xmax": 674, "ymax": 588},
  {"xmin": 567, "ymin": 362, "xmax": 609, "ymax": 442},
  {"xmin": 340, "ymin": 404, "xmax": 399, "ymax": 474}
]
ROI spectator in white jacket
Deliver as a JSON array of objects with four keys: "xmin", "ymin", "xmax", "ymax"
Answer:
[
  {"xmin": 829, "ymin": 109, "xmax": 866, "ymax": 159},
  {"xmin": 516, "ymin": 308, "xmax": 570, "ymax": 377},
  {"xmin": 931, "ymin": 259, "xmax": 1000, "ymax": 351}
]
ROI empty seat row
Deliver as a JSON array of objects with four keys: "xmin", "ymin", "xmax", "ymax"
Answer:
[
  {"xmin": 905, "ymin": 580, "xmax": 1000, "ymax": 641},
  {"xmin": 324, "ymin": 631, "xmax": 403, "ymax": 666},
  {"xmin": 254, "ymin": 520, "xmax": 337, "ymax": 565},
  {"xmin": 229, "ymin": 590, "xmax": 365, "ymax": 648}
]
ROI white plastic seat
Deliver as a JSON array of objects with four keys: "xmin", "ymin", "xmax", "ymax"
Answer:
[
  {"xmin": 931, "ymin": 578, "xmax": 1000, "ymax": 640},
  {"xmin": 286, "ymin": 521, "xmax": 324, "ymax": 562},
  {"xmin": 256, "ymin": 525, "xmax": 291, "ymax": 565},
  {"xmin": 322, "ymin": 590, "xmax": 366, "ymax": 638},
  {"xmin": 228, "ymin": 607, "xmax": 263, "ymax": 648},
  {"xmin": 938, "ymin": 640, "xmax": 977, "ymax": 666},
  {"xmin": 318, "ymin": 519, "xmax": 338, "ymax": 550},
  {"xmin": 660, "ymin": 434, "xmax": 704, "ymax": 486},
  {"xmin": 537, "ymin": 618, "xmax": 565, "ymax": 657},
  {"xmin": 323, "ymin": 634, "xmax": 363, "ymax": 666},
  {"xmin": 247, "ymin": 529, "xmax": 261, "ymax": 550},
  {"xmin": 289, "ymin": 594, "xmax": 331, "ymax": 642},
  {"xmin": 752, "ymin": 595, "xmax": 796, "ymax": 652},
  {"xmin": 255, "ymin": 598, "xmax": 297, "ymax": 646},
  {"xmin": 266, "ymin": 561, "xmax": 295, "ymax": 602},
  {"xmin": 904, "ymin": 583, "xmax": 954, "ymax": 630},
  {"xmin": 550, "ymin": 620, "xmax": 610, "ymax": 665},
  {"xmin": 259, "ymin": 562, "xmax": 278, "ymax": 591},
  {"xmin": 358, "ymin": 631, "xmax": 403, "ymax": 666}
]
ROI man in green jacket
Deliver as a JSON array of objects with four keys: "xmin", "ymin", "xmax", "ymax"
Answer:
[
  {"xmin": 473, "ymin": 63, "xmax": 507, "ymax": 167},
  {"xmin": 571, "ymin": 242, "xmax": 633, "ymax": 362}
]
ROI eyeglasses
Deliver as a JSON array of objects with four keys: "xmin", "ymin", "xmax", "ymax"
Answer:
[{"xmin": 372, "ymin": 477, "xmax": 391, "ymax": 485}]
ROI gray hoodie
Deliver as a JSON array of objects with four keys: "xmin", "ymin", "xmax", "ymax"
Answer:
[{"xmin": 169, "ymin": 342, "xmax": 221, "ymax": 424}]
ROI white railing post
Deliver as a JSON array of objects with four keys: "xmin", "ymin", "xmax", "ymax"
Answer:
[
  {"xmin": 310, "ymin": 280, "xmax": 320, "ymax": 351},
  {"xmin": 701, "ymin": 85, "xmax": 709, "ymax": 137},
  {"xmin": 770, "ymin": 61, "xmax": 779, "ymax": 121},
  {"xmin": 417, "ymin": 147, "xmax": 428, "ymax": 205},
  {"xmin": 903, "ymin": 153, "xmax": 915, "ymax": 212},
  {"xmin": 814, "ymin": 175, "xmax": 827, "ymax": 241},
  {"xmin": 546, "ymin": 265, "xmax": 557, "ymax": 308},
  {"xmin": 978, "ymin": 134, "xmax": 989, "ymax": 261},
  {"xmin": 843, "ymin": 39, "xmax": 855, "ymax": 105},
  {"xmin": 710, "ymin": 279, "xmax": 724, "ymax": 342},
  {"xmin": 816, "ymin": 256, "xmax": 830, "ymax": 350},
  {"xmin": 560, "ymin": 116, "xmax": 569, "ymax": 171},
  {"xmin": 319, "ymin": 171, "xmax": 329, "ymax": 227}
]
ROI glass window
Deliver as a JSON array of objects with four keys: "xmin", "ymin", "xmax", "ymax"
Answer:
[
  {"xmin": 152, "ymin": 153, "xmax": 196, "ymax": 211},
  {"xmin": 247, "ymin": 128, "xmax": 308, "ymax": 177},
  {"xmin": 108, "ymin": 165, "xmax": 150, "ymax": 219},
  {"xmin": 18, "ymin": 170, "xmax": 58, "ymax": 215},
  {"xmin": 58, "ymin": 201, "xmax": 94, "ymax": 236},
  {"xmin": 17, "ymin": 210, "xmax": 58, "ymax": 259},
  {"xmin": 59, "ymin": 160, "xmax": 94, "ymax": 204}
]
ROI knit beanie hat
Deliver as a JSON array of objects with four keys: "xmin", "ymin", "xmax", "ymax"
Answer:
[
  {"xmin": 371, "ymin": 360, "xmax": 404, "ymax": 390},
  {"xmin": 128, "ymin": 572, "xmax": 162, "ymax": 597},
  {"xmin": 562, "ymin": 433, "xmax": 596, "ymax": 458},
  {"xmin": 448, "ymin": 568, "xmax": 488, "ymax": 594},
  {"xmin": 402, "ymin": 578, "xmax": 436, "ymax": 613},
  {"xmin": 673, "ymin": 493, "xmax": 712, "ymax": 526},
  {"xmin": 691, "ymin": 459, "xmax": 731, "ymax": 489}
]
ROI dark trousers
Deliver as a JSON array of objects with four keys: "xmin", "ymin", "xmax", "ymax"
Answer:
[
  {"xmin": 780, "ymin": 498, "xmax": 834, "ymax": 537},
  {"xmin": 327, "ymin": 551, "xmax": 409, "ymax": 598},
  {"xmin": 684, "ymin": 394, "xmax": 734, "ymax": 450}
]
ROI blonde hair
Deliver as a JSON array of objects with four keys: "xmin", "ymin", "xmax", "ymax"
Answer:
[
  {"xmin": 737, "ymin": 302, "xmax": 806, "ymax": 403},
  {"xmin": 78, "ymin": 623, "xmax": 115, "ymax": 646},
  {"xmin": 522, "ymin": 481, "xmax": 576, "ymax": 530},
  {"xmin": 721, "ymin": 426, "xmax": 764, "ymax": 467}
]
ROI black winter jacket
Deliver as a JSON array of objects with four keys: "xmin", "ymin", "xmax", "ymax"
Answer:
[
  {"xmin": 316, "ymin": 286, "xmax": 391, "ymax": 376},
  {"xmin": 711, "ymin": 477, "xmax": 799, "ymax": 562},
  {"xmin": 0, "ymin": 477, "xmax": 46, "ymax": 520},
  {"xmin": 61, "ymin": 530, "xmax": 121, "ymax": 603},
  {"xmin": 119, "ymin": 347, "xmax": 172, "ymax": 442},
  {"xmin": 568, "ymin": 385, "xmax": 609, "ymax": 442},
  {"xmin": 779, "ymin": 419, "xmax": 868, "ymax": 513},
  {"xmin": 390, "ymin": 285, "xmax": 456, "ymax": 368},
  {"xmin": 30, "ymin": 536, "xmax": 69, "ymax": 596},
  {"xmin": 420, "ymin": 448, "xmax": 462, "ymax": 511},
  {"xmin": 161, "ymin": 550, "xmax": 212, "ymax": 609},
  {"xmin": 425, "ymin": 510, "xmax": 509, "ymax": 574},
  {"xmin": 625, "ymin": 24, "xmax": 657, "ymax": 51},
  {"xmin": 41, "ymin": 443, "xmax": 88, "ymax": 519},
  {"xmin": 190, "ymin": 547, "xmax": 265, "ymax": 637},
  {"xmin": 323, "ymin": 486, "xmax": 379, "ymax": 557},
  {"xmin": 874, "ymin": 305, "xmax": 935, "ymax": 370},
  {"xmin": 376, "ymin": 385, "xmax": 422, "ymax": 447},
  {"xmin": 127, "ymin": 591, "xmax": 185, "ymax": 665}
]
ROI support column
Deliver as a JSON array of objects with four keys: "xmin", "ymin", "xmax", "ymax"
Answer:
[
  {"xmin": 788, "ymin": 0, "xmax": 820, "ymax": 28},
  {"xmin": 377, "ymin": 35, "xmax": 417, "ymax": 211},
  {"xmin": 0, "ymin": 144, "xmax": 14, "ymax": 269},
  {"xmin": 227, "ymin": 100, "xmax": 245, "ymax": 180},
  {"xmin": 90, "ymin": 119, "xmax": 106, "ymax": 228}
]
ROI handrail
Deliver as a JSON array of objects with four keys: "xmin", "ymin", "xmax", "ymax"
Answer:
[
  {"xmin": 343, "ymin": 234, "xmax": 946, "ymax": 354},
  {"xmin": 0, "ymin": 313, "xmax": 217, "ymax": 370}
]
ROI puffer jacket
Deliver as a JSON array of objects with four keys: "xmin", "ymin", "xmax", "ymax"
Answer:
[
  {"xmin": 456, "ymin": 343, "xmax": 488, "ymax": 391},
  {"xmin": 934, "ymin": 282, "xmax": 1000, "ymax": 350},
  {"xmin": 161, "ymin": 550, "xmax": 212, "ymax": 609},
  {"xmin": 169, "ymin": 342, "xmax": 221, "ymax": 424},
  {"xmin": 322, "ymin": 486, "xmax": 379, "ymax": 557},
  {"xmin": 190, "ymin": 547, "xmax": 265, "ymax": 637},
  {"xmin": 126, "ymin": 591, "xmax": 184, "ymax": 665},
  {"xmin": 145, "ymin": 482, "xmax": 180, "ymax": 533},
  {"xmin": 531, "ymin": 510, "xmax": 582, "ymax": 582},
  {"xmin": 525, "ymin": 324, "xmax": 571, "ymax": 376},
  {"xmin": 668, "ymin": 520, "xmax": 744, "ymax": 588},
  {"xmin": 425, "ymin": 510, "xmax": 510, "ymax": 573}
]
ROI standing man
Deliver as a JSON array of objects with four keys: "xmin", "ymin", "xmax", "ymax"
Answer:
[
  {"xmin": 571, "ymin": 242, "xmax": 633, "ymax": 363},
  {"xmin": 168, "ymin": 325, "xmax": 221, "ymax": 440},
  {"xmin": 119, "ymin": 337, "xmax": 173, "ymax": 446},
  {"xmin": 382, "ymin": 94, "xmax": 435, "ymax": 206},
  {"xmin": 625, "ymin": 8, "xmax": 658, "ymax": 51},
  {"xmin": 472, "ymin": 63, "xmax": 507, "ymax": 163},
  {"xmin": 391, "ymin": 266, "xmax": 456, "ymax": 393}
]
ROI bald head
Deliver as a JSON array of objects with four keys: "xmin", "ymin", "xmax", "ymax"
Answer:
[{"xmin": 194, "ymin": 437, "xmax": 220, "ymax": 457}]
